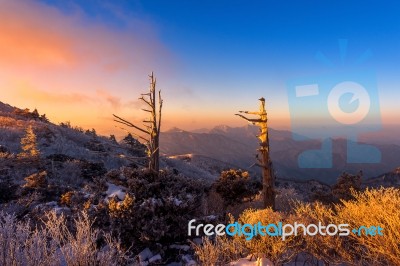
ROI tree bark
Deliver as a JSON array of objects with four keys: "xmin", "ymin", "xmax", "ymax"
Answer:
[{"xmin": 236, "ymin": 98, "xmax": 275, "ymax": 209}]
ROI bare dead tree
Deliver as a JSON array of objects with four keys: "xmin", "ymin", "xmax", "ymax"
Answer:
[
  {"xmin": 113, "ymin": 72, "xmax": 163, "ymax": 174},
  {"xmin": 235, "ymin": 97, "xmax": 275, "ymax": 209}
]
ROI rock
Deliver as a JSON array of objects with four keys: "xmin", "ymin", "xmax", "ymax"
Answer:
[
  {"xmin": 169, "ymin": 244, "xmax": 190, "ymax": 251},
  {"xmin": 138, "ymin": 248, "xmax": 153, "ymax": 262},
  {"xmin": 229, "ymin": 255, "xmax": 274, "ymax": 266},
  {"xmin": 106, "ymin": 183, "xmax": 126, "ymax": 201},
  {"xmin": 185, "ymin": 260, "xmax": 197, "ymax": 266},
  {"xmin": 192, "ymin": 237, "xmax": 202, "ymax": 245},
  {"xmin": 149, "ymin": 254, "xmax": 162, "ymax": 263},
  {"xmin": 182, "ymin": 254, "xmax": 194, "ymax": 264}
]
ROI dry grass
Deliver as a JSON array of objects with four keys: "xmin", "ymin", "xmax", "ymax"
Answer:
[
  {"xmin": 234, "ymin": 208, "xmax": 297, "ymax": 265},
  {"xmin": 291, "ymin": 201, "xmax": 355, "ymax": 264},
  {"xmin": 289, "ymin": 187, "xmax": 400, "ymax": 265},
  {"xmin": 335, "ymin": 187, "xmax": 400, "ymax": 265},
  {"xmin": 191, "ymin": 236, "xmax": 245, "ymax": 266},
  {"xmin": 195, "ymin": 187, "xmax": 400, "ymax": 265}
]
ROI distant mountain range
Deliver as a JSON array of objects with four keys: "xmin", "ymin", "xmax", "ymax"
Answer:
[
  {"xmin": 1, "ymin": 100, "xmax": 399, "ymax": 185},
  {"xmin": 160, "ymin": 125, "xmax": 400, "ymax": 184}
]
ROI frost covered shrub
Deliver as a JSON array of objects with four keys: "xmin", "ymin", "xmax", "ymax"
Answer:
[
  {"xmin": 108, "ymin": 168, "xmax": 206, "ymax": 247},
  {"xmin": 193, "ymin": 188, "xmax": 400, "ymax": 265},
  {"xmin": 23, "ymin": 171, "xmax": 48, "ymax": 189},
  {"xmin": 335, "ymin": 188, "xmax": 400, "ymax": 265},
  {"xmin": 192, "ymin": 236, "xmax": 245, "ymax": 266},
  {"xmin": 332, "ymin": 171, "xmax": 362, "ymax": 201},
  {"xmin": 275, "ymin": 187, "xmax": 303, "ymax": 212},
  {"xmin": 291, "ymin": 201, "xmax": 354, "ymax": 265},
  {"xmin": 0, "ymin": 211, "xmax": 58, "ymax": 266},
  {"xmin": 80, "ymin": 160, "xmax": 107, "ymax": 180},
  {"xmin": 59, "ymin": 191, "xmax": 87, "ymax": 208},
  {"xmin": 0, "ymin": 211, "xmax": 128, "ymax": 266},
  {"xmin": 44, "ymin": 211, "xmax": 129, "ymax": 266},
  {"xmin": 55, "ymin": 160, "xmax": 83, "ymax": 187},
  {"xmin": 232, "ymin": 208, "xmax": 296, "ymax": 265},
  {"xmin": 214, "ymin": 169, "xmax": 261, "ymax": 209},
  {"xmin": 289, "ymin": 187, "xmax": 400, "ymax": 265}
]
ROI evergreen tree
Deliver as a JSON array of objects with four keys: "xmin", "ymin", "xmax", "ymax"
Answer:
[
  {"xmin": 20, "ymin": 125, "xmax": 40, "ymax": 158},
  {"xmin": 122, "ymin": 133, "xmax": 146, "ymax": 157},
  {"xmin": 214, "ymin": 169, "xmax": 261, "ymax": 211},
  {"xmin": 31, "ymin": 108, "xmax": 40, "ymax": 119},
  {"xmin": 40, "ymin": 113, "xmax": 49, "ymax": 123},
  {"xmin": 109, "ymin": 134, "xmax": 118, "ymax": 144},
  {"xmin": 123, "ymin": 133, "xmax": 138, "ymax": 146}
]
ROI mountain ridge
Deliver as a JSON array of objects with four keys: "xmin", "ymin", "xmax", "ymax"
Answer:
[{"xmin": 1, "ymin": 101, "xmax": 399, "ymax": 185}]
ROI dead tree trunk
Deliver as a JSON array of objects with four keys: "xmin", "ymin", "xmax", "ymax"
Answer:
[
  {"xmin": 236, "ymin": 97, "xmax": 275, "ymax": 209},
  {"xmin": 113, "ymin": 72, "xmax": 163, "ymax": 174}
]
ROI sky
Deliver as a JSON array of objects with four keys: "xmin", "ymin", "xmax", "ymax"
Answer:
[{"xmin": 1, "ymin": 0, "xmax": 399, "ymax": 137}]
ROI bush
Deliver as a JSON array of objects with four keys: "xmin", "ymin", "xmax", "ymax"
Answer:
[
  {"xmin": 275, "ymin": 187, "xmax": 303, "ymax": 212},
  {"xmin": 108, "ymin": 168, "xmax": 206, "ymax": 248},
  {"xmin": 335, "ymin": 187, "xmax": 400, "ymax": 265},
  {"xmin": 332, "ymin": 171, "xmax": 362, "ymax": 201},
  {"xmin": 0, "ymin": 211, "xmax": 128, "ymax": 266},
  {"xmin": 196, "ymin": 187, "xmax": 400, "ymax": 265},
  {"xmin": 80, "ymin": 161, "xmax": 107, "ymax": 180},
  {"xmin": 214, "ymin": 169, "xmax": 261, "ymax": 209},
  {"xmin": 233, "ymin": 208, "xmax": 296, "ymax": 265},
  {"xmin": 23, "ymin": 171, "xmax": 48, "ymax": 189},
  {"xmin": 192, "ymin": 236, "xmax": 244, "ymax": 266},
  {"xmin": 291, "ymin": 187, "xmax": 400, "ymax": 265},
  {"xmin": 291, "ymin": 201, "xmax": 354, "ymax": 264}
]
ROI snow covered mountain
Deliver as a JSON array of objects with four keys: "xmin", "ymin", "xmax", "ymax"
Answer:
[{"xmin": 161, "ymin": 125, "xmax": 400, "ymax": 184}]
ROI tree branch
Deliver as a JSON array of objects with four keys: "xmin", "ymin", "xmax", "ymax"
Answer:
[
  {"xmin": 139, "ymin": 97, "xmax": 152, "ymax": 107},
  {"xmin": 113, "ymin": 125, "xmax": 148, "ymax": 142},
  {"xmin": 158, "ymin": 90, "xmax": 163, "ymax": 135},
  {"xmin": 113, "ymin": 114, "xmax": 149, "ymax": 135},
  {"xmin": 235, "ymin": 114, "xmax": 264, "ymax": 123}
]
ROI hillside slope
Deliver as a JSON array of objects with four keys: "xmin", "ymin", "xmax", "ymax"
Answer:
[{"xmin": 161, "ymin": 125, "xmax": 400, "ymax": 184}]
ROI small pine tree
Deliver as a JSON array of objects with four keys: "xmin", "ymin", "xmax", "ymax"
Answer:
[
  {"xmin": 40, "ymin": 113, "xmax": 49, "ymax": 123},
  {"xmin": 123, "ymin": 133, "xmax": 138, "ymax": 146},
  {"xmin": 31, "ymin": 108, "xmax": 40, "ymax": 119},
  {"xmin": 109, "ymin": 134, "xmax": 117, "ymax": 143},
  {"xmin": 214, "ymin": 169, "xmax": 261, "ymax": 210},
  {"xmin": 85, "ymin": 128, "xmax": 97, "ymax": 137},
  {"xmin": 20, "ymin": 125, "xmax": 40, "ymax": 158}
]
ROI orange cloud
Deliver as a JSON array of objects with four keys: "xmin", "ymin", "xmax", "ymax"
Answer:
[
  {"xmin": 0, "ymin": 1, "xmax": 77, "ymax": 67},
  {"xmin": 0, "ymin": 0, "xmax": 177, "ymax": 135},
  {"xmin": 0, "ymin": 1, "xmax": 171, "ymax": 72},
  {"xmin": 13, "ymin": 81, "xmax": 92, "ymax": 103}
]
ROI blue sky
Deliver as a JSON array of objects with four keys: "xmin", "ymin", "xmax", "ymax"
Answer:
[{"xmin": 3, "ymin": 0, "xmax": 400, "ymax": 133}]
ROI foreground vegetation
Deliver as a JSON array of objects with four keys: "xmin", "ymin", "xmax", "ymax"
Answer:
[
  {"xmin": 1, "ymin": 106, "xmax": 399, "ymax": 265},
  {"xmin": 194, "ymin": 187, "xmax": 400, "ymax": 266},
  {"xmin": 1, "ymin": 187, "xmax": 399, "ymax": 265}
]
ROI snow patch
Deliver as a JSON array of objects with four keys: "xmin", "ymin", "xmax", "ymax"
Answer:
[
  {"xmin": 229, "ymin": 255, "xmax": 274, "ymax": 266},
  {"xmin": 106, "ymin": 182, "xmax": 126, "ymax": 201},
  {"xmin": 169, "ymin": 244, "xmax": 190, "ymax": 251}
]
